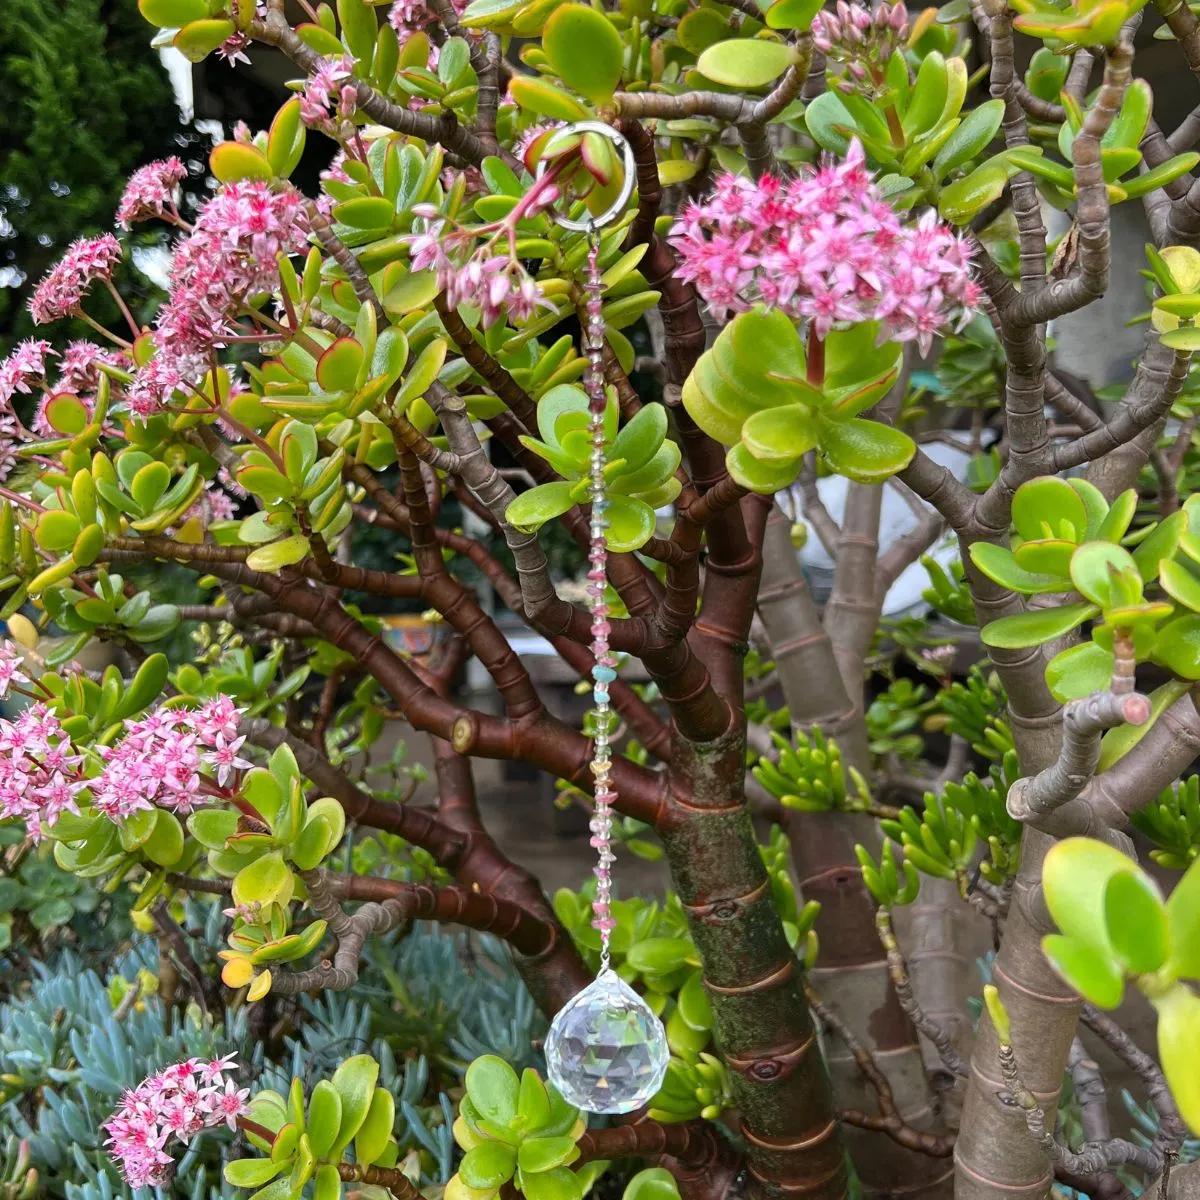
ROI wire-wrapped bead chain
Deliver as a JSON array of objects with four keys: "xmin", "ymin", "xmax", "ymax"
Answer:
[
  {"xmin": 583, "ymin": 231, "xmax": 619, "ymax": 974},
  {"xmin": 540, "ymin": 122, "xmax": 669, "ymax": 1115}
]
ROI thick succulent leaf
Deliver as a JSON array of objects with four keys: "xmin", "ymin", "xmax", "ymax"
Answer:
[
  {"xmin": 969, "ymin": 542, "xmax": 1073, "ymax": 594},
  {"xmin": 1160, "ymin": 558, "xmax": 1200, "ymax": 612},
  {"xmin": 1152, "ymin": 614, "xmax": 1200, "ymax": 680},
  {"xmin": 1043, "ymin": 836, "xmax": 1139, "ymax": 956},
  {"xmin": 725, "ymin": 442, "xmax": 801, "ymax": 492},
  {"xmin": 1155, "ymin": 985, "xmax": 1200, "ymax": 1133},
  {"xmin": 696, "ymin": 38, "xmax": 794, "ymax": 88},
  {"xmin": 980, "ymin": 603, "xmax": 1098, "ymax": 649},
  {"xmin": 824, "ymin": 322, "xmax": 902, "ymax": 399},
  {"xmin": 1045, "ymin": 641, "xmax": 1114, "ymax": 702},
  {"xmin": 1013, "ymin": 539, "xmax": 1075, "ymax": 578},
  {"xmin": 817, "ymin": 417, "xmax": 915, "ymax": 483},
  {"xmin": 466, "ymin": 1056, "xmax": 520, "ymax": 1125},
  {"xmin": 1070, "ymin": 541, "xmax": 1140, "ymax": 608},
  {"xmin": 1012, "ymin": 476, "xmax": 1088, "ymax": 544},
  {"xmin": 542, "ymin": 5, "xmax": 624, "ymax": 103},
  {"xmin": 1104, "ymin": 869, "xmax": 1168, "ymax": 975},
  {"xmin": 606, "ymin": 496, "xmax": 657, "ymax": 552},
  {"xmin": 1135, "ymin": 511, "xmax": 1185, "ymax": 580},
  {"xmin": 1166, "ymin": 854, "xmax": 1200, "ymax": 979},
  {"xmin": 505, "ymin": 482, "xmax": 577, "ymax": 532},
  {"xmin": 741, "ymin": 405, "xmax": 818, "ymax": 463},
  {"xmin": 1041, "ymin": 933, "xmax": 1125, "ymax": 1009},
  {"xmin": 611, "ymin": 441, "xmax": 682, "ymax": 496},
  {"xmin": 611, "ymin": 403, "xmax": 668, "ymax": 474}
]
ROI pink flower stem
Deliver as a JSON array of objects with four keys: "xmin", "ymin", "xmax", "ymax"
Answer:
[
  {"xmin": 247, "ymin": 307, "xmax": 325, "ymax": 358},
  {"xmin": 74, "ymin": 308, "xmax": 132, "ymax": 350},
  {"xmin": 219, "ymin": 405, "xmax": 288, "ymax": 475},
  {"xmin": 806, "ymin": 326, "xmax": 826, "ymax": 388},
  {"xmin": 164, "ymin": 203, "xmax": 193, "ymax": 232},
  {"xmin": 237, "ymin": 1116, "xmax": 278, "ymax": 1147},
  {"xmin": 104, "ymin": 280, "xmax": 143, "ymax": 341},
  {"xmin": 229, "ymin": 792, "xmax": 266, "ymax": 823},
  {"xmin": 0, "ymin": 486, "xmax": 45, "ymax": 514},
  {"xmin": 507, "ymin": 155, "xmax": 572, "ymax": 225},
  {"xmin": 351, "ymin": 129, "xmax": 371, "ymax": 167}
]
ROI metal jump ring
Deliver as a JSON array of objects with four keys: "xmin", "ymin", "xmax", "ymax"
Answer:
[{"xmin": 534, "ymin": 120, "xmax": 637, "ymax": 233}]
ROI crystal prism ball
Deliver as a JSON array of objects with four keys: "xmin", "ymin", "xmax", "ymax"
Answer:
[{"xmin": 545, "ymin": 970, "xmax": 670, "ymax": 1114}]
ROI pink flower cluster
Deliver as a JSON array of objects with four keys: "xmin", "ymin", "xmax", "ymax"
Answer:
[
  {"xmin": 117, "ymin": 157, "xmax": 188, "ymax": 228},
  {"xmin": 813, "ymin": 1, "xmax": 909, "ymax": 80},
  {"xmin": 0, "ymin": 338, "xmax": 53, "ymax": 406},
  {"xmin": 406, "ymin": 175, "xmax": 563, "ymax": 329},
  {"xmin": 104, "ymin": 1057, "xmax": 249, "ymax": 1189},
  {"xmin": 91, "ymin": 696, "xmax": 249, "ymax": 822},
  {"xmin": 0, "ymin": 702, "xmax": 86, "ymax": 843},
  {"xmin": 301, "ymin": 55, "xmax": 357, "ymax": 130},
  {"xmin": 388, "ymin": 0, "xmax": 465, "ymax": 35},
  {"xmin": 409, "ymin": 220, "xmax": 553, "ymax": 327},
  {"xmin": 419, "ymin": 227, "xmax": 554, "ymax": 327},
  {"xmin": 667, "ymin": 140, "xmax": 979, "ymax": 354},
  {"xmin": 216, "ymin": 2, "xmax": 265, "ymax": 66},
  {"xmin": 0, "ymin": 641, "xmax": 28, "ymax": 701},
  {"xmin": 127, "ymin": 181, "xmax": 307, "ymax": 417},
  {"xmin": 55, "ymin": 339, "xmax": 128, "ymax": 395},
  {"xmin": 28, "ymin": 234, "xmax": 122, "ymax": 326}
]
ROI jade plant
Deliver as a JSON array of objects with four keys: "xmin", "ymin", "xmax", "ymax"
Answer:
[{"xmin": 8, "ymin": 0, "xmax": 1200, "ymax": 1196}]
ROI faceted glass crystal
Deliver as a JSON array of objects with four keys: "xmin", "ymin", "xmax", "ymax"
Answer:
[{"xmin": 545, "ymin": 970, "xmax": 670, "ymax": 1114}]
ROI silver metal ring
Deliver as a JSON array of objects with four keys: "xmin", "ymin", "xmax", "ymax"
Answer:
[{"xmin": 534, "ymin": 120, "xmax": 637, "ymax": 233}]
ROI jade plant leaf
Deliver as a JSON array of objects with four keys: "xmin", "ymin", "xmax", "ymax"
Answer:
[
  {"xmin": 1070, "ymin": 542, "xmax": 1140, "ymax": 608},
  {"xmin": 1165, "ymin": 854, "xmax": 1200, "ymax": 979},
  {"xmin": 506, "ymin": 482, "xmax": 577, "ymax": 532},
  {"xmin": 696, "ymin": 39, "xmax": 794, "ymax": 88},
  {"xmin": 1041, "ymin": 933, "xmax": 1125, "ymax": 1009},
  {"xmin": 1104, "ymin": 870, "xmax": 1169, "ymax": 976},
  {"xmin": 1012, "ymin": 476, "xmax": 1088, "ymax": 544},
  {"xmin": 969, "ymin": 543, "xmax": 1072, "ymax": 593},
  {"xmin": 816, "ymin": 417, "xmax": 915, "ymax": 483},
  {"xmin": 1045, "ymin": 641, "xmax": 1113, "ymax": 702},
  {"xmin": 1155, "ymin": 985, "xmax": 1200, "ymax": 1133},
  {"xmin": 1042, "ymin": 837, "xmax": 1138, "ymax": 957},
  {"xmin": 542, "ymin": 5, "xmax": 624, "ymax": 104},
  {"xmin": 1152, "ymin": 614, "xmax": 1200, "ymax": 680},
  {"xmin": 330, "ymin": 1055, "xmax": 381, "ymax": 1157},
  {"xmin": 741, "ymin": 406, "xmax": 818, "ymax": 462},
  {"xmin": 467, "ymin": 1056, "xmax": 521, "ymax": 1125},
  {"xmin": 979, "ymin": 602, "xmax": 1098, "ymax": 649}
]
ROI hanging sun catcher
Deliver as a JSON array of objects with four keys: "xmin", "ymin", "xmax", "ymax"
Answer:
[{"xmin": 535, "ymin": 121, "xmax": 671, "ymax": 1115}]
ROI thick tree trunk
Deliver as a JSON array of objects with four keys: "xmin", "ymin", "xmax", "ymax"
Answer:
[
  {"xmin": 756, "ymin": 511, "xmax": 954, "ymax": 1199},
  {"xmin": 660, "ymin": 724, "xmax": 847, "ymax": 1200},
  {"xmin": 956, "ymin": 540, "xmax": 1075, "ymax": 1200}
]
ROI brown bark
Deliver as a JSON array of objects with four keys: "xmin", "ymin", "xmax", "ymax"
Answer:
[{"xmin": 756, "ymin": 510, "xmax": 955, "ymax": 1198}]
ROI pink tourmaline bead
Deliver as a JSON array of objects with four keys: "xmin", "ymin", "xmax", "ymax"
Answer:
[
  {"xmin": 591, "ymin": 620, "xmax": 611, "ymax": 636},
  {"xmin": 593, "ymin": 917, "xmax": 617, "ymax": 933}
]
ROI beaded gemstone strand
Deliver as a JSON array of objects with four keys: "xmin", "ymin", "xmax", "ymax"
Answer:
[{"xmin": 583, "ymin": 233, "xmax": 618, "ymax": 970}]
